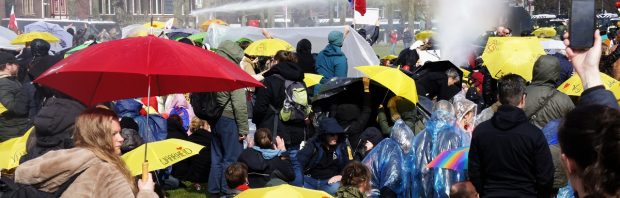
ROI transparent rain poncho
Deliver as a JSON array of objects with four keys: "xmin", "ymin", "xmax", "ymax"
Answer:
[
  {"xmin": 413, "ymin": 100, "xmax": 467, "ymax": 198},
  {"xmin": 452, "ymin": 96, "xmax": 478, "ymax": 146},
  {"xmin": 362, "ymin": 120, "xmax": 417, "ymax": 198}
]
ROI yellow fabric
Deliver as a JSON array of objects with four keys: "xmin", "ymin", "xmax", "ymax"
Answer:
[
  {"xmin": 0, "ymin": 103, "xmax": 6, "ymax": 114},
  {"xmin": 0, "ymin": 127, "xmax": 33, "ymax": 170},
  {"xmin": 481, "ymin": 37, "xmax": 546, "ymax": 81},
  {"xmin": 11, "ymin": 32, "xmax": 60, "ymax": 44},
  {"xmin": 415, "ymin": 31, "xmax": 434, "ymax": 40},
  {"xmin": 244, "ymin": 38, "xmax": 294, "ymax": 57},
  {"xmin": 121, "ymin": 139, "xmax": 204, "ymax": 176},
  {"xmin": 143, "ymin": 21, "xmax": 166, "ymax": 29},
  {"xmin": 381, "ymin": 54, "xmax": 398, "ymax": 60},
  {"xmin": 237, "ymin": 184, "xmax": 334, "ymax": 198},
  {"xmin": 356, "ymin": 66, "xmax": 418, "ymax": 104},
  {"xmin": 303, "ymin": 73, "xmax": 323, "ymax": 87},
  {"xmin": 532, "ymin": 27, "xmax": 557, "ymax": 37},
  {"xmin": 200, "ymin": 19, "xmax": 227, "ymax": 31},
  {"xmin": 558, "ymin": 73, "xmax": 620, "ymax": 104}
]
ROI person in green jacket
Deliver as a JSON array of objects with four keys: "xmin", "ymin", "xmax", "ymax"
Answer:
[
  {"xmin": 377, "ymin": 96, "xmax": 422, "ymax": 136},
  {"xmin": 335, "ymin": 161, "xmax": 371, "ymax": 198},
  {"xmin": 208, "ymin": 40, "xmax": 250, "ymax": 196}
]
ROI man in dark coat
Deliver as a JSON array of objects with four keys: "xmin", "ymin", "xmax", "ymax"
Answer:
[
  {"xmin": 415, "ymin": 68, "xmax": 461, "ymax": 101},
  {"xmin": 524, "ymin": 55, "xmax": 575, "ymax": 129},
  {"xmin": 468, "ymin": 74, "xmax": 554, "ymax": 197},
  {"xmin": 0, "ymin": 52, "xmax": 31, "ymax": 142},
  {"xmin": 298, "ymin": 118, "xmax": 351, "ymax": 195}
]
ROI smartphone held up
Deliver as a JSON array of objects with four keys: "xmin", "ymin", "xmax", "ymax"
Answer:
[{"xmin": 569, "ymin": 0, "xmax": 596, "ymax": 49}]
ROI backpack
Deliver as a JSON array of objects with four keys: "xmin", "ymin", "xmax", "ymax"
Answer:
[
  {"xmin": 190, "ymin": 92, "xmax": 230, "ymax": 125},
  {"xmin": 273, "ymin": 75, "xmax": 311, "ymax": 122},
  {"xmin": 169, "ymin": 106, "xmax": 190, "ymax": 131},
  {"xmin": 0, "ymin": 169, "xmax": 85, "ymax": 198}
]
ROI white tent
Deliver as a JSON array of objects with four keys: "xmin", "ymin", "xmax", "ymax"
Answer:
[{"xmin": 206, "ymin": 25, "xmax": 380, "ymax": 78}]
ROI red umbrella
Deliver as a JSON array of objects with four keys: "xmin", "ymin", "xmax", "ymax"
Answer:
[{"xmin": 34, "ymin": 35, "xmax": 262, "ymax": 106}]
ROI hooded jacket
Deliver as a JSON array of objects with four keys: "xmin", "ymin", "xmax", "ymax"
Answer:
[
  {"xmin": 253, "ymin": 61, "xmax": 307, "ymax": 147},
  {"xmin": 21, "ymin": 97, "xmax": 86, "ymax": 162},
  {"xmin": 298, "ymin": 118, "xmax": 351, "ymax": 180},
  {"xmin": 296, "ymin": 39, "xmax": 316, "ymax": 74},
  {"xmin": 524, "ymin": 55, "xmax": 575, "ymax": 129},
  {"xmin": 469, "ymin": 105, "xmax": 554, "ymax": 198},
  {"xmin": 237, "ymin": 148, "xmax": 295, "ymax": 188},
  {"xmin": 315, "ymin": 43, "xmax": 348, "ymax": 85},
  {"xmin": 14, "ymin": 147, "xmax": 157, "ymax": 198},
  {"xmin": 335, "ymin": 186, "xmax": 367, "ymax": 198},
  {"xmin": 215, "ymin": 40, "xmax": 248, "ymax": 135}
]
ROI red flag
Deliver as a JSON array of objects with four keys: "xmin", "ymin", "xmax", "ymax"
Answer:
[
  {"xmin": 351, "ymin": 0, "xmax": 366, "ymax": 16},
  {"xmin": 8, "ymin": 6, "xmax": 18, "ymax": 31}
]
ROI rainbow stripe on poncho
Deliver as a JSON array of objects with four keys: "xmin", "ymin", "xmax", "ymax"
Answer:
[{"xmin": 427, "ymin": 147, "xmax": 470, "ymax": 170}]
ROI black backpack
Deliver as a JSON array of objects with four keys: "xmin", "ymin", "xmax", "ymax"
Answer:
[
  {"xmin": 0, "ymin": 169, "xmax": 85, "ymax": 198},
  {"xmin": 190, "ymin": 92, "xmax": 231, "ymax": 125}
]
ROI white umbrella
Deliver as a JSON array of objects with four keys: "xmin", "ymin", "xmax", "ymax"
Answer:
[
  {"xmin": 24, "ymin": 21, "xmax": 73, "ymax": 52},
  {"xmin": 0, "ymin": 26, "xmax": 23, "ymax": 50}
]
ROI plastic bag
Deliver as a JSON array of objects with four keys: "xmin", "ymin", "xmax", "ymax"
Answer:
[{"xmin": 556, "ymin": 183, "xmax": 575, "ymax": 198}]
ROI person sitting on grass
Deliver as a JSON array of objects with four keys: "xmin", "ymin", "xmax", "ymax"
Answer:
[{"xmin": 223, "ymin": 162, "xmax": 250, "ymax": 198}]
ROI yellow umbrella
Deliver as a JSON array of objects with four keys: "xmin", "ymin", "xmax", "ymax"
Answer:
[
  {"xmin": 11, "ymin": 32, "xmax": 60, "ymax": 45},
  {"xmin": 200, "ymin": 19, "xmax": 227, "ymax": 31},
  {"xmin": 481, "ymin": 37, "xmax": 545, "ymax": 81},
  {"xmin": 304, "ymin": 73, "xmax": 323, "ymax": 87},
  {"xmin": 532, "ymin": 27, "xmax": 557, "ymax": 37},
  {"xmin": 415, "ymin": 30, "xmax": 434, "ymax": 40},
  {"xmin": 0, "ymin": 103, "xmax": 6, "ymax": 114},
  {"xmin": 244, "ymin": 38, "xmax": 294, "ymax": 57},
  {"xmin": 237, "ymin": 184, "xmax": 333, "ymax": 198},
  {"xmin": 143, "ymin": 21, "xmax": 166, "ymax": 29},
  {"xmin": 356, "ymin": 66, "xmax": 418, "ymax": 104},
  {"xmin": 558, "ymin": 73, "xmax": 620, "ymax": 100},
  {"xmin": 0, "ymin": 127, "xmax": 33, "ymax": 170},
  {"xmin": 121, "ymin": 139, "xmax": 204, "ymax": 176}
]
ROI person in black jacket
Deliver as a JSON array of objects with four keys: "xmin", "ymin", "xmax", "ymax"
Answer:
[
  {"xmin": 332, "ymin": 77, "xmax": 372, "ymax": 161},
  {"xmin": 468, "ymin": 74, "xmax": 554, "ymax": 197},
  {"xmin": 298, "ymin": 118, "xmax": 351, "ymax": 195},
  {"xmin": 237, "ymin": 128, "xmax": 295, "ymax": 188},
  {"xmin": 252, "ymin": 50, "xmax": 309, "ymax": 186},
  {"xmin": 296, "ymin": 39, "xmax": 316, "ymax": 74},
  {"xmin": 20, "ymin": 97, "xmax": 85, "ymax": 162}
]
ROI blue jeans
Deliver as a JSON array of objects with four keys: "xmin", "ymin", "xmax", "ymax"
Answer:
[
  {"xmin": 303, "ymin": 175, "xmax": 341, "ymax": 195},
  {"xmin": 288, "ymin": 149, "xmax": 303, "ymax": 186},
  {"xmin": 207, "ymin": 117, "xmax": 243, "ymax": 194},
  {"xmin": 390, "ymin": 43, "xmax": 397, "ymax": 55}
]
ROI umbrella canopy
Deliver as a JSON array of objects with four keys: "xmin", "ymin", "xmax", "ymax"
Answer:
[
  {"xmin": 244, "ymin": 38, "xmax": 294, "ymax": 57},
  {"xmin": 532, "ymin": 27, "xmax": 557, "ymax": 37},
  {"xmin": 64, "ymin": 40, "xmax": 97, "ymax": 58},
  {"xmin": 481, "ymin": 37, "xmax": 545, "ymax": 81},
  {"xmin": 381, "ymin": 54, "xmax": 398, "ymax": 60},
  {"xmin": 10, "ymin": 32, "xmax": 60, "ymax": 44},
  {"xmin": 121, "ymin": 139, "xmax": 204, "ymax": 176},
  {"xmin": 236, "ymin": 184, "xmax": 333, "ymax": 198},
  {"xmin": 540, "ymin": 39, "xmax": 566, "ymax": 54},
  {"xmin": 24, "ymin": 21, "xmax": 73, "ymax": 51},
  {"xmin": 122, "ymin": 24, "xmax": 164, "ymax": 38},
  {"xmin": 34, "ymin": 35, "xmax": 263, "ymax": 106},
  {"xmin": 357, "ymin": 66, "xmax": 418, "ymax": 104},
  {"xmin": 200, "ymin": 19, "xmax": 227, "ymax": 31},
  {"xmin": 0, "ymin": 26, "xmax": 23, "ymax": 50},
  {"xmin": 0, "ymin": 127, "xmax": 33, "ymax": 170},
  {"xmin": 427, "ymin": 147, "xmax": 469, "ymax": 170},
  {"xmin": 414, "ymin": 60, "xmax": 464, "ymax": 87},
  {"xmin": 415, "ymin": 30, "xmax": 434, "ymax": 40},
  {"xmin": 304, "ymin": 73, "xmax": 323, "ymax": 87},
  {"xmin": 558, "ymin": 73, "xmax": 620, "ymax": 101},
  {"xmin": 186, "ymin": 32, "xmax": 208, "ymax": 43},
  {"xmin": 144, "ymin": 21, "xmax": 166, "ymax": 29}
]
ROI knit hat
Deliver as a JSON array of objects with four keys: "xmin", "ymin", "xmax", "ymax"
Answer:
[
  {"xmin": 328, "ymin": 31, "xmax": 344, "ymax": 47},
  {"xmin": 319, "ymin": 118, "xmax": 345, "ymax": 134}
]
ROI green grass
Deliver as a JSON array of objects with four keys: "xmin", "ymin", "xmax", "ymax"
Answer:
[
  {"xmin": 165, "ymin": 182, "xmax": 209, "ymax": 198},
  {"xmin": 372, "ymin": 42, "xmax": 407, "ymax": 58}
]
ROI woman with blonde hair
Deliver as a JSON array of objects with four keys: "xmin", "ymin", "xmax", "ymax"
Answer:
[{"xmin": 13, "ymin": 108, "xmax": 157, "ymax": 197}]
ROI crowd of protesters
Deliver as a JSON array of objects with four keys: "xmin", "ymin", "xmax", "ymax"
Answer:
[{"xmin": 0, "ymin": 19, "xmax": 618, "ymax": 198}]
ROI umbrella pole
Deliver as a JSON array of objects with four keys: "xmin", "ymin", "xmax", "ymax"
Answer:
[{"xmin": 142, "ymin": 76, "xmax": 151, "ymax": 182}]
